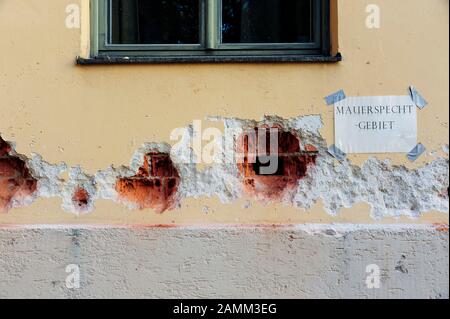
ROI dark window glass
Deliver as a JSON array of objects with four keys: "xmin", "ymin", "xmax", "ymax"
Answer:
[
  {"xmin": 222, "ymin": 0, "xmax": 313, "ymax": 44},
  {"xmin": 110, "ymin": 0, "xmax": 200, "ymax": 44}
]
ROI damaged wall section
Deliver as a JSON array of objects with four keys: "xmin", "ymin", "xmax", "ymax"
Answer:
[
  {"xmin": 115, "ymin": 151, "xmax": 180, "ymax": 213},
  {"xmin": 236, "ymin": 127, "xmax": 317, "ymax": 200},
  {"xmin": 0, "ymin": 114, "xmax": 448, "ymax": 220},
  {"xmin": 0, "ymin": 136, "xmax": 37, "ymax": 211}
]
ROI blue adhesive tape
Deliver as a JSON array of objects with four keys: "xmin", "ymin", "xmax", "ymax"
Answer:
[
  {"xmin": 409, "ymin": 86, "xmax": 428, "ymax": 109},
  {"xmin": 407, "ymin": 143, "xmax": 426, "ymax": 162},
  {"xmin": 324, "ymin": 90, "xmax": 346, "ymax": 106},
  {"xmin": 328, "ymin": 144, "xmax": 347, "ymax": 161}
]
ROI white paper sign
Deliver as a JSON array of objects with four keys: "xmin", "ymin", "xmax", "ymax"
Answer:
[{"xmin": 334, "ymin": 95, "xmax": 417, "ymax": 153}]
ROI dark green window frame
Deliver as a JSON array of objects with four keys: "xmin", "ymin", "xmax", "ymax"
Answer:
[{"xmin": 86, "ymin": 0, "xmax": 337, "ymax": 64}]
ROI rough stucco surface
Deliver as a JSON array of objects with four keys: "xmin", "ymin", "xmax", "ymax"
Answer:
[{"xmin": 0, "ymin": 226, "xmax": 448, "ymax": 299}]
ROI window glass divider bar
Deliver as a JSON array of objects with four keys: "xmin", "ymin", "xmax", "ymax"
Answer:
[{"xmin": 206, "ymin": 0, "xmax": 219, "ymax": 49}]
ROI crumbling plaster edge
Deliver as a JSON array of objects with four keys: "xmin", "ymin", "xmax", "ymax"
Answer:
[
  {"xmin": 0, "ymin": 222, "xmax": 447, "ymax": 235},
  {"xmin": 1, "ymin": 114, "xmax": 449, "ymax": 218}
]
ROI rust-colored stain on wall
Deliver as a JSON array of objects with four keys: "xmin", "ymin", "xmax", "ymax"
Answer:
[
  {"xmin": 236, "ymin": 127, "xmax": 317, "ymax": 200},
  {"xmin": 115, "ymin": 152, "xmax": 180, "ymax": 213},
  {"xmin": 433, "ymin": 223, "xmax": 449, "ymax": 233},
  {"xmin": 0, "ymin": 136, "xmax": 37, "ymax": 211}
]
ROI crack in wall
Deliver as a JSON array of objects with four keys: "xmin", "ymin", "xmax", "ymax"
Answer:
[{"xmin": 0, "ymin": 114, "xmax": 448, "ymax": 219}]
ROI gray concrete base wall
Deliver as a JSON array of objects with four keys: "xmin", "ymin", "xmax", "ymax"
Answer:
[{"xmin": 0, "ymin": 225, "xmax": 448, "ymax": 299}]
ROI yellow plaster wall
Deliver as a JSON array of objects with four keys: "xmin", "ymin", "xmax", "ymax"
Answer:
[{"xmin": 0, "ymin": 0, "xmax": 448, "ymax": 226}]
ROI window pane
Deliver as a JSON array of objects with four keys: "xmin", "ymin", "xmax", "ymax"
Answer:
[
  {"xmin": 110, "ymin": 0, "xmax": 200, "ymax": 45},
  {"xmin": 222, "ymin": 0, "xmax": 313, "ymax": 44}
]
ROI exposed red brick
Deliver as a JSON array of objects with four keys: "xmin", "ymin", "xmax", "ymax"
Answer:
[
  {"xmin": 0, "ymin": 137, "xmax": 11, "ymax": 157},
  {"xmin": 115, "ymin": 152, "xmax": 180, "ymax": 213},
  {"xmin": 236, "ymin": 128, "xmax": 317, "ymax": 200},
  {"xmin": 72, "ymin": 187, "xmax": 90, "ymax": 211},
  {"xmin": 0, "ymin": 136, "xmax": 37, "ymax": 211},
  {"xmin": 304, "ymin": 144, "xmax": 319, "ymax": 153}
]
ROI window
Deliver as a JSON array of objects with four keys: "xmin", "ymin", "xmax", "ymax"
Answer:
[{"xmin": 89, "ymin": 0, "xmax": 335, "ymax": 63}]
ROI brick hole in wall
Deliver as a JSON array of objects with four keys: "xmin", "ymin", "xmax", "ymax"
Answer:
[
  {"xmin": 236, "ymin": 127, "xmax": 318, "ymax": 200},
  {"xmin": 0, "ymin": 136, "xmax": 37, "ymax": 211},
  {"xmin": 115, "ymin": 151, "xmax": 180, "ymax": 213},
  {"xmin": 72, "ymin": 187, "xmax": 90, "ymax": 212}
]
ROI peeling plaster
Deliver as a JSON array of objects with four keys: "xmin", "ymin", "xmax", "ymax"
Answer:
[
  {"xmin": 0, "ymin": 114, "xmax": 448, "ymax": 219},
  {"xmin": 63, "ymin": 167, "xmax": 96, "ymax": 213}
]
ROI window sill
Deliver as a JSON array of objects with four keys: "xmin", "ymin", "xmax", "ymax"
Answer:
[{"xmin": 76, "ymin": 53, "xmax": 342, "ymax": 65}]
